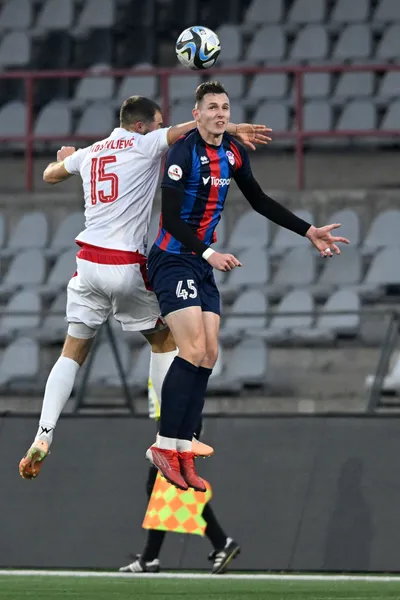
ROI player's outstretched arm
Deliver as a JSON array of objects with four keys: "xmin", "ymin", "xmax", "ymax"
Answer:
[
  {"xmin": 43, "ymin": 146, "xmax": 76, "ymax": 184},
  {"xmin": 166, "ymin": 121, "xmax": 272, "ymax": 150},
  {"xmin": 234, "ymin": 169, "xmax": 349, "ymax": 257}
]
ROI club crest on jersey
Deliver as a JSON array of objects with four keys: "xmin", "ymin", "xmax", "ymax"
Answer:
[
  {"xmin": 226, "ymin": 150, "xmax": 235, "ymax": 166},
  {"xmin": 168, "ymin": 164, "xmax": 183, "ymax": 181},
  {"xmin": 200, "ymin": 156, "xmax": 209, "ymax": 165}
]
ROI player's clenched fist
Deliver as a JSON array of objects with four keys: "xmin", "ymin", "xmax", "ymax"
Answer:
[
  {"xmin": 206, "ymin": 251, "xmax": 242, "ymax": 272},
  {"xmin": 57, "ymin": 146, "xmax": 76, "ymax": 162}
]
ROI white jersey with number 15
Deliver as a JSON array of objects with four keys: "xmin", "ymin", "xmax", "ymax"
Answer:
[{"xmin": 63, "ymin": 127, "xmax": 169, "ymax": 255}]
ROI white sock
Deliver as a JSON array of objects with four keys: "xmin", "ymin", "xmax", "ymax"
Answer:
[
  {"xmin": 157, "ymin": 435, "xmax": 177, "ymax": 450},
  {"xmin": 35, "ymin": 356, "xmax": 80, "ymax": 446},
  {"xmin": 148, "ymin": 349, "xmax": 178, "ymax": 417},
  {"xmin": 176, "ymin": 439, "xmax": 192, "ymax": 452}
]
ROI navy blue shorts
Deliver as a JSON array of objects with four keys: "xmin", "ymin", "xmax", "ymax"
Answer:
[{"xmin": 147, "ymin": 245, "xmax": 220, "ymax": 318}]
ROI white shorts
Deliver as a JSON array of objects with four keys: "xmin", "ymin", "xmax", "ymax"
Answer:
[{"xmin": 66, "ymin": 244, "xmax": 162, "ymax": 333}]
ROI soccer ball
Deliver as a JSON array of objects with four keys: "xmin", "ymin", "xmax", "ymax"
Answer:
[{"xmin": 175, "ymin": 26, "xmax": 221, "ymax": 70}]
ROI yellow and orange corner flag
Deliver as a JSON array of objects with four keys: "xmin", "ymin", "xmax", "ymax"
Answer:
[{"xmin": 143, "ymin": 472, "xmax": 212, "ymax": 536}]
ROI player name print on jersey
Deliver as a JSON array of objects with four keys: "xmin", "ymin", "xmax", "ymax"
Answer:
[{"xmin": 90, "ymin": 138, "xmax": 135, "ymax": 153}]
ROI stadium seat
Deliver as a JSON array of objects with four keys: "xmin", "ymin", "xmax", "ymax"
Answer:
[
  {"xmin": 381, "ymin": 100, "xmax": 400, "ymax": 133},
  {"xmin": 208, "ymin": 338, "xmax": 268, "ymax": 393},
  {"xmin": 330, "ymin": 0, "xmax": 369, "ymax": 25},
  {"xmin": 0, "ymin": 250, "xmax": 46, "ymax": 297},
  {"xmin": 0, "ymin": 31, "xmax": 31, "ymax": 68},
  {"xmin": 268, "ymin": 248, "xmax": 316, "ymax": 300},
  {"xmin": 376, "ymin": 24, "xmax": 400, "ymax": 61},
  {"xmin": 228, "ymin": 101, "xmax": 245, "ymax": 123},
  {"xmin": 332, "ymin": 24, "xmax": 372, "ymax": 61},
  {"xmin": 328, "ymin": 209, "xmax": 361, "ymax": 246},
  {"xmin": 0, "ymin": 216, "xmax": 6, "ymax": 251},
  {"xmin": 374, "ymin": 0, "xmax": 400, "ymax": 23},
  {"xmin": 0, "ymin": 337, "xmax": 39, "ymax": 388},
  {"xmin": 357, "ymin": 247, "xmax": 400, "ymax": 299},
  {"xmin": 219, "ymin": 290, "xmax": 268, "ymax": 342},
  {"xmin": 244, "ymin": 0, "xmax": 284, "ymax": 27},
  {"xmin": 247, "ymin": 74, "xmax": 289, "ymax": 103},
  {"xmin": 217, "ymin": 25, "xmax": 242, "ymax": 64},
  {"xmin": 72, "ymin": 67, "xmax": 115, "ymax": 108},
  {"xmin": 303, "ymin": 73, "xmax": 331, "ymax": 100},
  {"xmin": 333, "ymin": 72, "xmax": 374, "ymax": 104},
  {"xmin": 0, "ymin": 0, "xmax": 33, "ymax": 32},
  {"xmin": 336, "ymin": 100, "xmax": 376, "ymax": 134},
  {"xmin": 377, "ymin": 72, "xmax": 400, "ymax": 101},
  {"xmin": 34, "ymin": 102, "xmax": 72, "ymax": 142},
  {"xmin": 117, "ymin": 75, "xmax": 158, "ymax": 103},
  {"xmin": 40, "ymin": 291, "xmax": 67, "ymax": 342},
  {"xmin": 85, "ymin": 338, "xmax": 131, "ymax": 387},
  {"xmin": 213, "ymin": 75, "xmax": 244, "ymax": 100},
  {"xmin": 303, "ymin": 100, "xmax": 333, "ymax": 132},
  {"xmin": 0, "ymin": 290, "xmax": 41, "ymax": 341},
  {"xmin": 169, "ymin": 101, "xmax": 195, "ymax": 126},
  {"xmin": 219, "ymin": 249, "xmax": 269, "ymax": 299},
  {"xmin": 290, "ymin": 25, "xmax": 329, "ymax": 62},
  {"xmin": 35, "ymin": 0, "xmax": 74, "ymax": 32},
  {"xmin": 310, "ymin": 246, "xmax": 362, "ymax": 299},
  {"xmin": 225, "ymin": 210, "xmax": 269, "ymax": 253},
  {"xmin": 288, "ymin": 0, "xmax": 327, "ymax": 24},
  {"xmin": 270, "ymin": 210, "xmax": 313, "ymax": 256},
  {"xmin": 75, "ymin": 103, "xmax": 114, "ymax": 137},
  {"xmin": 128, "ymin": 343, "xmax": 150, "ymax": 391},
  {"xmin": 38, "ymin": 249, "xmax": 76, "ymax": 298},
  {"xmin": 75, "ymin": 29, "xmax": 113, "ymax": 69},
  {"xmin": 362, "ymin": 209, "xmax": 400, "ymax": 254},
  {"xmin": 76, "ymin": 0, "xmax": 116, "ymax": 30},
  {"xmin": 246, "ymin": 26, "xmax": 286, "ymax": 63},
  {"xmin": 169, "ymin": 74, "xmax": 200, "ymax": 103},
  {"xmin": 257, "ymin": 290, "xmax": 314, "ymax": 342},
  {"xmin": 253, "ymin": 102, "xmax": 290, "ymax": 146},
  {"xmin": 46, "ymin": 212, "xmax": 84, "ymax": 258},
  {"xmin": 0, "ymin": 212, "xmax": 48, "ymax": 258}
]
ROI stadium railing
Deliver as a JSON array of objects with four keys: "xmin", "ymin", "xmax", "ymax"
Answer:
[{"xmin": 1, "ymin": 64, "xmax": 400, "ymax": 192}]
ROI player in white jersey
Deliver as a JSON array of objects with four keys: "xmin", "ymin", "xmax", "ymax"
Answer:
[{"xmin": 19, "ymin": 95, "xmax": 271, "ymax": 479}]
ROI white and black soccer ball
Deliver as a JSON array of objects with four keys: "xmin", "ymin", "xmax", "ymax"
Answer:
[{"xmin": 175, "ymin": 26, "xmax": 221, "ymax": 70}]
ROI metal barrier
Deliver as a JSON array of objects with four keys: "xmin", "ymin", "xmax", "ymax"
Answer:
[{"xmin": 1, "ymin": 64, "xmax": 400, "ymax": 191}]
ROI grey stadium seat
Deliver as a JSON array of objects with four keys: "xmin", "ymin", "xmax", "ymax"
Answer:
[
  {"xmin": 247, "ymin": 74, "xmax": 288, "ymax": 103},
  {"xmin": 169, "ymin": 74, "xmax": 200, "ymax": 103},
  {"xmin": 76, "ymin": 0, "xmax": 115, "ymax": 29},
  {"xmin": 0, "ymin": 290, "xmax": 41, "ymax": 340},
  {"xmin": 128, "ymin": 344, "xmax": 150, "ymax": 391},
  {"xmin": 270, "ymin": 210, "xmax": 313, "ymax": 256},
  {"xmin": 169, "ymin": 101, "xmax": 194, "ymax": 126},
  {"xmin": 46, "ymin": 212, "xmax": 85, "ymax": 257},
  {"xmin": 72, "ymin": 71, "xmax": 115, "ymax": 108},
  {"xmin": 333, "ymin": 72, "xmax": 374, "ymax": 104},
  {"xmin": 38, "ymin": 249, "xmax": 76, "ymax": 297},
  {"xmin": 0, "ymin": 250, "xmax": 46, "ymax": 297},
  {"xmin": 0, "ymin": 337, "xmax": 39, "ymax": 388},
  {"xmin": 225, "ymin": 210, "xmax": 269, "ymax": 252},
  {"xmin": 362, "ymin": 209, "xmax": 400, "ymax": 254},
  {"xmin": 0, "ymin": 212, "xmax": 48, "ymax": 258},
  {"xmin": 229, "ymin": 102, "xmax": 245, "ymax": 123},
  {"xmin": 257, "ymin": 290, "xmax": 314, "ymax": 342},
  {"xmin": 0, "ymin": 102, "xmax": 26, "ymax": 138},
  {"xmin": 213, "ymin": 75, "xmax": 244, "ymax": 100},
  {"xmin": 268, "ymin": 248, "xmax": 316, "ymax": 299},
  {"xmin": 303, "ymin": 101, "xmax": 333, "ymax": 133},
  {"xmin": 219, "ymin": 250, "xmax": 269, "ymax": 299},
  {"xmin": 381, "ymin": 100, "xmax": 400, "ymax": 132},
  {"xmin": 41, "ymin": 291, "xmax": 67, "ymax": 342},
  {"xmin": 0, "ymin": 0, "xmax": 33, "ymax": 32},
  {"xmin": 376, "ymin": 25, "xmax": 400, "ymax": 61},
  {"xmin": 336, "ymin": 100, "xmax": 376, "ymax": 133},
  {"xmin": 246, "ymin": 26, "xmax": 286, "ymax": 63},
  {"xmin": 310, "ymin": 246, "xmax": 362, "ymax": 299},
  {"xmin": 328, "ymin": 209, "xmax": 360, "ymax": 246},
  {"xmin": 290, "ymin": 26, "xmax": 328, "ymax": 62},
  {"xmin": 0, "ymin": 216, "xmax": 6, "ymax": 251},
  {"xmin": 0, "ymin": 31, "xmax": 30, "ymax": 67},
  {"xmin": 303, "ymin": 73, "xmax": 331, "ymax": 100},
  {"xmin": 85, "ymin": 339, "xmax": 131, "ymax": 387},
  {"xmin": 374, "ymin": 0, "xmax": 400, "ymax": 22},
  {"xmin": 244, "ymin": 0, "xmax": 284, "ymax": 26},
  {"xmin": 253, "ymin": 102, "xmax": 289, "ymax": 146},
  {"xmin": 220, "ymin": 290, "xmax": 268, "ymax": 342},
  {"xmin": 208, "ymin": 338, "xmax": 268, "ymax": 393},
  {"xmin": 378, "ymin": 72, "xmax": 400, "ymax": 101},
  {"xmin": 35, "ymin": 0, "xmax": 74, "ymax": 31},
  {"xmin": 330, "ymin": 0, "xmax": 369, "ymax": 24},
  {"xmin": 357, "ymin": 247, "xmax": 400, "ymax": 299},
  {"xmin": 76, "ymin": 103, "xmax": 114, "ymax": 137},
  {"xmin": 217, "ymin": 25, "xmax": 241, "ymax": 64},
  {"xmin": 117, "ymin": 75, "xmax": 158, "ymax": 103},
  {"xmin": 333, "ymin": 24, "xmax": 372, "ymax": 61},
  {"xmin": 34, "ymin": 102, "xmax": 72, "ymax": 139},
  {"xmin": 288, "ymin": 0, "xmax": 327, "ymax": 24}
]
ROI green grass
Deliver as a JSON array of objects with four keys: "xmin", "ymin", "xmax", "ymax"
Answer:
[{"xmin": 2, "ymin": 575, "xmax": 400, "ymax": 600}]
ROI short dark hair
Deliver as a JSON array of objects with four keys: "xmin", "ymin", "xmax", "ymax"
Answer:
[
  {"xmin": 120, "ymin": 96, "xmax": 161, "ymax": 126},
  {"xmin": 195, "ymin": 81, "xmax": 229, "ymax": 105}
]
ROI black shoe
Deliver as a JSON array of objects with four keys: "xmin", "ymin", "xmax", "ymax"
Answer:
[
  {"xmin": 208, "ymin": 538, "xmax": 241, "ymax": 574},
  {"xmin": 119, "ymin": 554, "xmax": 160, "ymax": 573}
]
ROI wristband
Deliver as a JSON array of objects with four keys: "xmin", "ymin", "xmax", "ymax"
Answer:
[{"xmin": 202, "ymin": 248, "xmax": 215, "ymax": 261}]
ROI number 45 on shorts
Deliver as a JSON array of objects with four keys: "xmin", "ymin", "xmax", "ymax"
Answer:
[{"xmin": 176, "ymin": 280, "xmax": 198, "ymax": 300}]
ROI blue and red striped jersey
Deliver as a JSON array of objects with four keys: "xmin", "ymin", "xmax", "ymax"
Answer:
[{"xmin": 155, "ymin": 128, "xmax": 251, "ymax": 254}]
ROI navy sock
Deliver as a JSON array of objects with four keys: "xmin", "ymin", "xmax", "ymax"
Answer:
[
  {"xmin": 178, "ymin": 366, "xmax": 212, "ymax": 441},
  {"xmin": 159, "ymin": 356, "xmax": 199, "ymax": 439}
]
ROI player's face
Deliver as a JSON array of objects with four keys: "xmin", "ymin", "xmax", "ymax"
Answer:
[{"xmin": 194, "ymin": 93, "xmax": 230, "ymax": 137}]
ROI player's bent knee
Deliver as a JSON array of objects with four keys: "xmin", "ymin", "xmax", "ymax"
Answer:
[
  {"xmin": 67, "ymin": 322, "xmax": 97, "ymax": 340},
  {"xmin": 63, "ymin": 323, "xmax": 97, "ymax": 366},
  {"xmin": 203, "ymin": 346, "xmax": 219, "ymax": 369},
  {"xmin": 179, "ymin": 339, "xmax": 207, "ymax": 365}
]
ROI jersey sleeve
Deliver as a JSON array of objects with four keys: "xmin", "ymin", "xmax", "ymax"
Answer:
[
  {"xmin": 136, "ymin": 127, "xmax": 170, "ymax": 160},
  {"xmin": 63, "ymin": 147, "xmax": 91, "ymax": 175},
  {"xmin": 161, "ymin": 139, "xmax": 192, "ymax": 192}
]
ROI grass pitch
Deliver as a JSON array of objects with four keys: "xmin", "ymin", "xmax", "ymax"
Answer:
[{"xmin": 2, "ymin": 572, "xmax": 400, "ymax": 600}]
